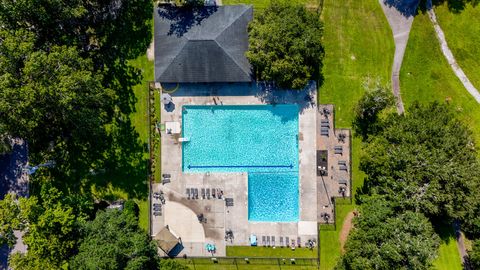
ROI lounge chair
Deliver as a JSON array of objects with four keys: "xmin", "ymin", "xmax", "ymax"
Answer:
[
  {"xmin": 338, "ymin": 160, "xmax": 347, "ymax": 165},
  {"xmin": 339, "ymin": 165, "xmax": 348, "ymax": 171},
  {"xmin": 271, "ymin": 236, "xmax": 275, "ymax": 247},
  {"xmin": 262, "ymin": 236, "xmax": 266, "ymax": 246},
  {"xmin": 266, "ymin": 236, "xmax": 270, "ymax": 247},
  {"xmin": 212, "ymin": 188, "xmax": 216, "ymax": 198},
  {"xmin": 201, "ymin": 188, "xmax": 206, "ymax": 199},
  {"xmin": 297, "ymin": 237, "xmax": 301, "ymax": 247},
  {"xmin": 321, "ymin": 122, "xmax": 330, "ymax": 127},
  {"xmin": 339, "ymin": 179, "xmax": 348, "ymax": 185},
  {"xmin": 162, "ymin": 178, "xmax": 171, "ymax": 185},
  {"xmin": 186, "ymin": 188, "xmax": 191, "ymax": 199},
  {"xmin": 153, "ymin": 211, "xmax": 162, "ymax": 216},
  {"xmin": 206, "ymin": 188, "xmax": 210, "ymax": 199},
  {"xmin": 321, "ymin": 119, "xmax": 329, "ymax": 123},
  {"xmin": 285, "ymin": 237, "xmax": 289, "ymax": 247},
  {"xmin": 280, "ymin": 237, "xmax": 284, "ymax": 247},
  {"xmin": 162, "ymin": 173, "xmax": 171, "ymax": 178}
]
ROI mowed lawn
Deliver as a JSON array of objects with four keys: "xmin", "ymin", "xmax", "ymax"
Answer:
[
  {"xmin": 399, "ymin": 10, "xmax": 480, "ymax": 144},
  {"xmin": 223, "ymin": 0, "xmax": 321, "ymax": 11},
  {"xmin": 129, "ymin": 53, "xmax": 154, "ymax": 231},
  {"xmin": 435, "ymin": 2, "xmax": 480, "ymax": 90},
  {"xmin": 319, "ymin": 0, "xmax": 393, "ymax": 268}
]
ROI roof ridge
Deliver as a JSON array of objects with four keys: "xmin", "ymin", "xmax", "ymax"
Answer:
[
  {"xmin": 158, "ymin": 41, "xmax": 188, "ymax": 79},
  {"xmin": 214, "ymin": 8, "xmax": 252, "ymax": 77},
  {"xmin": 213, "ymin": 5, "xmax": 248, "ymax": 40},
  {"xmin": 213, "ymin": 38, "xmax": 250, "ymax": 78}
]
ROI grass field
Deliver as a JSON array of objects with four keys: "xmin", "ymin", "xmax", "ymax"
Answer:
[
  {"xmin": 434, "ymin": 2, "xmax": 480, "ymax": 90},
  {"xmin": 318, "ymin": 0, "xmax": 393, "ymax": 268},
  {"xmin": 399, "ymin": 10, "xmax": 480, "ymax": 144},
  {"xmin": 433, "ymin": 224, "xmax": 463, "ymax": 270},
  {"xmin": 223, "ymin": 0, "xmax": 321, "ymax": 11},
  {"xmin": 129, "ymin": 53, "xmax": 154, "ymax": 231}
]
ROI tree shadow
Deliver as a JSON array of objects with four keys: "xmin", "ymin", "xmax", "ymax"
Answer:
[
  {"xmin": 92, "ymin": 117, "xmax": 149, "ymax": 200},
  {"xmin": 157, "ymin": 5, "xmax": 218, "ymax": 37},
  {"xmin": 387, "ymin": 0, "xmax": 479, "ymax": 15},
  {"xmin": 383, "ymin": 0, "xmax": 421, "ymax": 17}
]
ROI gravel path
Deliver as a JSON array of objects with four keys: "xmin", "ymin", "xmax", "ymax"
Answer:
[
  {"xmin": 378, "ymin": 0, "xmax": 415, "ymax": 114},
  {"xmin": 427, "ymin": 8, "xmax": 480, "ymax": 104}
]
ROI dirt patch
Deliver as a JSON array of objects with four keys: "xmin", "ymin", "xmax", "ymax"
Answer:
[
  {"xmin": 339, "ymin": 211, "xmax": 356, "ymax": 253},
  {"xmin": 147, "ymin": 40, "xmax": 154, "ymax": 61}
]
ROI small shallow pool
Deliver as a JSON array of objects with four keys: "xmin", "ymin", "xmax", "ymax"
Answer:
[{"xmin": 182, "ymin": 105, "xmax": 299, "ymax": 222}]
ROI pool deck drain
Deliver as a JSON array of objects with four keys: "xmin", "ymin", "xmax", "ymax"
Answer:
[{"xmin": 156, "ymin": 82, "xmax": 323, "ymax": 257}]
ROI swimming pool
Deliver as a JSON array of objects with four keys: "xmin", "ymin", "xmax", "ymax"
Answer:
[
  {"xmin": 182, "ymin": 105, "xmax": 299, "ymax": 222},
  {"xmin": 248, "ymin": 173, "xmax": 299, "ymax": 222}
]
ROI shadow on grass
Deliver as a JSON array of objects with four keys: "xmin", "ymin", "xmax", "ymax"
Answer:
[
  {"xmin": 385, "ymin": 0, "xmax": 479, "ymax": 17},
  {"xmin": 92, "ymin": 117, "xmax": 149, "ymax": 200}
]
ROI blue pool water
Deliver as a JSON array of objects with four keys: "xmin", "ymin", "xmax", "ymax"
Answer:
[
  {"xmin": 182, "ymin": 105, "xmax": 299, "ymax": 222},
  {"xmin": 248, "ymin": 173, "xmax": 299, "ymax": 222}
]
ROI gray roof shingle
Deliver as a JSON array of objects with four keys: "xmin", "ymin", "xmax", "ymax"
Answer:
[{"xmin": 154, "ymin": 5, "xmax": 253, "ymax": 83}]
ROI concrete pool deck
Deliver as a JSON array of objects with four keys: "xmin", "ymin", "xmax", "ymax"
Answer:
[{"xmin": 156, "ymin": 82, "xmax": 318, "ymax": 257}]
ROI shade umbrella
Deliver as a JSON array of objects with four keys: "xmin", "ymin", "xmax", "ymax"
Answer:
[{"xmin": 161, "ymin": 93, "xmax": 173, "ymax": 105}]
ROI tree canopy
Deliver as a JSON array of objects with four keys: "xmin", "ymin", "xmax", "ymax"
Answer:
[
  {"xmin": 3, "ymin": 184, "xmax": 87, "ymax": 269},
  {"xmin": 246, "ymin": 1, "xmax": 323, "ymax": 89},
  {"xmin": 71, "ymin": 205, "xmax": 159, "ymax": 270},
  {"xmin": 359, "ymin": 102, "xmax": 480, "ymax": 229},
  {"xmin": 352, "ymin": 81, "xmax": 395, "ymax": 139},
  {"xmin": 336, "ymin": 197, "xmax": 440, "ymax": 270},
  {"xmin": 470, "ymin": 240, "xmax": 480, "ymax": 270}
]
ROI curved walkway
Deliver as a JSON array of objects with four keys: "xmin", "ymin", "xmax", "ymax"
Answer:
[
  {"xmin": 379, "ymin": 0, "xmax": 415, "ymax": 114},
  {"xmin": 427, "ymin": 9, "xmax": 480, "ymax": 104}
]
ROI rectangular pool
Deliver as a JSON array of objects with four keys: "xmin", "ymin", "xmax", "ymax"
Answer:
[{"xmin": 182, "ymin": 105, "xmax": 299, "ymax": 222}]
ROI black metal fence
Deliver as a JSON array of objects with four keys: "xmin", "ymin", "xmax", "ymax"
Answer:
[{"xmin": 174, "ymin": 257, "xmax": 319, "ymax": 269}]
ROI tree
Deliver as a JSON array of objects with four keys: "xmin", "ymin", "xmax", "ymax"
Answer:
[
  {"xmin": 470, "ymin": 240, "xmax": 480, "ymax": 270},
  {"xmin": 3, "ymin": 183, "xmax": 88, "ymax": 270},
  {"xmin": 0, "ymin": 30, "xmax": 115, "ymax": 181},
  {"xmin": 336, "ymin": 197, "xmax": 440, "ymax": 270},
  {"xmin": 0, "ymin": 194, "xmax": 33, "ymax": 248},
  {"xmin": 246, "ymin": 1, "xmax": 323, "ymax": 89},
  {"xmin": 352, "ymin": 81, "xmax": 395, "ymax": 140},
  {"xmin": 359, "ymin": 102, "xmax": 480, "ymax": 228},
  {"xmin": 71, "ymin": 204, "xmax": 159, "ymax": 270}
]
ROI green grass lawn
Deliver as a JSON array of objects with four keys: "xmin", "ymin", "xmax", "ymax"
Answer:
[
  {"xmin": 318, "ymin": 0, "xmax": 393, "ymax": 268},
  {"xmin": 223, "ymin": 0, "xmax": 321, "ymax": 11},
  {"xmin": 129, "ymin": 52, "xmax": 154, "ymax": 232},
  {"xmin": 434, "ymin": 2, "xmax": 480, "ymax": 90},
  {"xmin": 399, "ymin": 10, "xmax": 480, "ymax": 144},
  {"xmin": 227, "ymin": 246, "xmax": 318, "ymax": 258},
  {"xmin": 433, "ymin": 224, "xmax": 462, "ymax": 270}
]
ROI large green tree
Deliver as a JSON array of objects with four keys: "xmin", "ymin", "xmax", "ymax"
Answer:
[
  {"xmin": 246, "ymin": 1, "xmax": 323, "ymax": 89},
  {"xmin": 352, "ymin": 82, "xmax": 395, "ymax": 140},
  {"xmin": 359, "ymin": 102, "xmax": 480, "ymax": 228},
  {"xmin": 1, "ymin": 183, "xmax": 90, "ymax": 270},
  {"xmin": 71, "ymin": 204, "xmax": 159, "ymax": 270},
  {"xmin": 470, "ymin": 240, "xmax": 480, "ymax": 270},
  {"xmin": 0, "ymin": 30, "xmax": 114, "ymax": 174},
  {"xmin": 336, "ymin": 197, "xmax": 440, "ymax": 270}
]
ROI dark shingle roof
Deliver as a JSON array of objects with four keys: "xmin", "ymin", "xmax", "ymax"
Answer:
[{"xmin": 154, "ymin": 5, "xmax": 253, "ymax": 83}]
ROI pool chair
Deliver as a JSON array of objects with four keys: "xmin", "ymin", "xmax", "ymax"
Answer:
[
  {"xmin": 285, "ymin": 237, "xmax": 289, "ymax": 247},
  {"xmin": 186, "ymin": 188, "xmax": 191, "ymax": 199},
  {"xmin": 280, "ymin": 237, "xmax": 284, "ymax": 247},
  {"xmin": 266, "ymin": 236, "xmax": 270, "ymax": 247},
  {"xmin": 201, "ymin": 188, "xmax": 206, "ymax": 199},
  {"xmin": 271, "ymin": 236, "xmax": 275, "ymax": 247},
  {"xmin": 250, "ymin": 234, "xmax": 257, "ymax": 246},
  {"xmin": 262, "ymin": 236, "xmax": 266, "ymax": 246}
]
